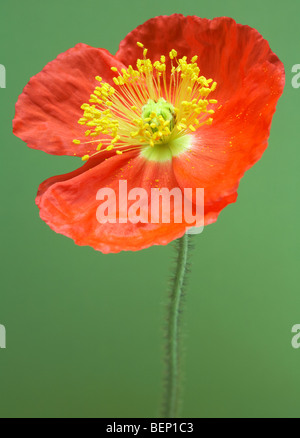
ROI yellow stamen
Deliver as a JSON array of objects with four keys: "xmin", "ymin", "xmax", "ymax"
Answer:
[
  {"xmin": 73, "ymin": 43, "xmax": 218, "ymax": 161},
  {"xmin": 169, "ymin": 49, "xmax": 177, "ymax": 59}
]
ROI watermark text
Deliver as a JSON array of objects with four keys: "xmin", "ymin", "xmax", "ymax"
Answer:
[
  {"xmin": 292, "ymin": 64, "xmax": 300, "ymax": 88},
  {"xmin": 291, "ymin": 324, "xmax": 300, "ymax": 349},
  {"xmin": 0, "ymin": 324, "xmax": 6, "ymax": 349},
  {"xmin": 0, "ymin": 65, "xmax": 6, "ymax": 88},
  {"xmin": 96, "ymin": 180, "xmax": 204, "ymax": 234}
]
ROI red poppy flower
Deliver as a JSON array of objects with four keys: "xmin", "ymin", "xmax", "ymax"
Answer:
[{"xmin": 13, "ymin": 15, "xmax": 285, "ymax": 253}]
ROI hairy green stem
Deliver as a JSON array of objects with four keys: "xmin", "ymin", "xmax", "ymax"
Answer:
[{"xmin": 163, "ymin": 233, "xmax": 192, "ymax": 418}]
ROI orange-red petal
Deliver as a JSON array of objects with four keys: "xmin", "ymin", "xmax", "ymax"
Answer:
[
  {"xmin": 116, "ymin": 15, "xmax": 285, "ymax": 105},
  {"xmin": 37, "ymin": 151, "xmax": 191, "ymax": 253},
  {"xmin": 172, "ymin": 20, "xmax": 284, "ymax": 223},
  {"xmin": 13, "ymin": 44, "xmax": 126, "ymax": 157}
]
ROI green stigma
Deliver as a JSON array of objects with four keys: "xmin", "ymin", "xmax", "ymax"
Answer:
[
  {"xmin": 140, "ymin": 98, "xmax": 191, "ymax": 162},
  {"xmin": 142, "ymin": 98, "xmax": 176, "ymax": 132}
]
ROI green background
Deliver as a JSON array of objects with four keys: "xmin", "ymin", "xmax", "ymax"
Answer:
[{"xmin": 0, "ymin": 0, "xmax": 299, "ymax": 419}]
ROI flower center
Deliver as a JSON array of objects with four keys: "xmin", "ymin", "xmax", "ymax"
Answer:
[
  {"xmin": 73, "ymin": 44, "xmax": 218, "ymax": 162},
  {"xmin": 141, "ymin": 97, "xmax": 175, "ymax": 138}
]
